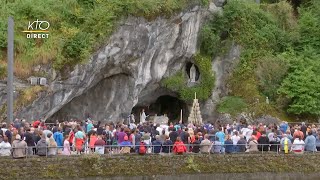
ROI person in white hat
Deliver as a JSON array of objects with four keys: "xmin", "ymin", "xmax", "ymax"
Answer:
[{"xmin": 12, "ymin": 134, "xmax": 27, "ymax": 158}]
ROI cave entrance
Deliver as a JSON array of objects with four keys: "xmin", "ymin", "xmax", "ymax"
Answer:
[{"xmin": 131, "ymin": 95, "xmax": 188, "ymax": 124}]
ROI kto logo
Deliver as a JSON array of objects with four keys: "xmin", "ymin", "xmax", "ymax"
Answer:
[{"xmin": 22, "ymin": 19, "xmax": 50, "ymax": 39}]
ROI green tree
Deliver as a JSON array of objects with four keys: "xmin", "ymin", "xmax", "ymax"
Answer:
[{"xmin": 278, "ymin": 58, "xmax": 320, "ymax": 115}]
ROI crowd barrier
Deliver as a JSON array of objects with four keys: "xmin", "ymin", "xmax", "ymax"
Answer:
[{"xmin": 1, "ymin": 143, "xmax": 318, "ymax": 159}]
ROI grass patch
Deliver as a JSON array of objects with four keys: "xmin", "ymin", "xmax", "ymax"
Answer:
[{"xmin": 14, "ymin": 85, "xmax": 47, "ymax": 110}]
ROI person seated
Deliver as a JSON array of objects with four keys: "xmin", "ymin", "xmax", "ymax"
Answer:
[
  {"xmin": 119, "ymin": 136, "xmax": 132, "ymax": 154},
  {"xmin": 280, "ymin": 134, "xmax": 292, "ymax": 152},
  {"xmin": 236, "ymin": 135, "xmax": 247, "ymax": 153},
  {"xmin": 192, "ymin": 135, "xmax": 201, "ymax": 153},
  {"xmin": 173, "ymin": 137, "xmax": 186, "ymax": 155},
  {"xmin": 270, "ymin": 133, "xmax": 281, "ymax": 152},
  {"xmin": 200, "ymin": 134, "xmax": 212, "ymax": 154},
  {"xmin": 0, "ymin": 136, "xmax": 11, "ymax": 156},
  {"xmin": 94, "ymin": 135, "xmax": 106, "ymax": 155},
  {"xmin": 246, "ymin": 137, "xmax": 258, "ymax": 153},
  {"xmin": 305, "ymin": 131, "xmax": 317, "ymax": 152},
  {"xmin": 162, "ymin": 135, "xmax": 173, "ymax": 153},
  {"xmin": 152, "ymin": 135, "xmax": 162, "ymax": 154},
  {"xmin": 258, "ymin": 131, "xmax": 269, "ymax": 152},
  {"xmin": 224, "ymin": 135, "xmax": 234, "ymax": 153},
  {"xmin": 291, "ymin": 135, "xmax": 305, "ymax": 154}
]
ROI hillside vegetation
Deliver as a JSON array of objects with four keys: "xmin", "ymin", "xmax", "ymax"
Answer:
[
  {"xmin": 202, "ymin": 0, "xmax": 320, "ymax": 120},
  {"xmin": 0, "ymin": 0, "xmax": 319, "ymax": 121},
  {"xmin": 0, "ymin": 0, "xmax": 208, "ymax": 78}
]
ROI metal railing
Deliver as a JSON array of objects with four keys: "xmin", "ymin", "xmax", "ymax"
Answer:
[{"xmin": 1, "ymin": 143, "xmax": 319, "ymax": 159}]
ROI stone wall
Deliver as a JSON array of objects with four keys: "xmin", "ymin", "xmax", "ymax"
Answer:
[{"xmin": 0, "ymin": 154, "xmax": 320, "ymax": 180}]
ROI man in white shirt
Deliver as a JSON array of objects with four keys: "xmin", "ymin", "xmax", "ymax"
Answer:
[
  {"xmin": 231, "ymin": 131, "xmax": 240, "ymax": 145},
  {"xmin": 0, "ymin": 136, "xmax": 12, "ymax": 156},
  {"xmin": 241, "ymin": 126, "xmax": 253, "ymax": 142}
]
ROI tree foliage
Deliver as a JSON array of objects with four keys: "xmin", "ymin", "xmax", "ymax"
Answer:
[{"xmin": 201, "ymin": 0, "xmax": 320, "ymax": 118}]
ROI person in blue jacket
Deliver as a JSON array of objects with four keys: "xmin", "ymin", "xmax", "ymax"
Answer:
[
  {"xmin": 225, "ymin": 135, "xmax": 234, "ymax": 153},
  {"xmin": 53, "ymin": 127, "xmax": 63, "ymax": 153}
]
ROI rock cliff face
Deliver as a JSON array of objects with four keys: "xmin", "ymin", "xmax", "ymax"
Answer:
[{"xmin": 12, "ymin": 1, "xmax": 237, "ymax": 122}]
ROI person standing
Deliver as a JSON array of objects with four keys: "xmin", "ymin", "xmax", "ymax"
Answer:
[
  {"xmin": 169, "ymin": 128, "xmax": 179, "ymax": 143},
  {"xmin": 47, "ymin": 133, "xmax": 57, "ymax": 156},
  {"xmin": 36, "ymin": 133, "xmax": 48, "ymax": 156},
  {"xmin": 75, "ymin": 127, "xmax": 86, "ymax": 154},
  {"xmin": 62, "ymin": 134, "xmax": 71, "ymax": 155},
  {"xmin": 301, "ymin": 122, "xmax": 307, "ymax": 140},
  {"xmin": 305, "ymin": 131, "xmax": 317, "ymax": 152},
  {"xmin": 53, "ymin": 127, "xmax": 63, "ymax": 154},
  {"xmin": 24, "ymin": 127, "xmax": 35, "ymax": 155},
  {"xmin": 215, "ymin": 127, "xmax": 225, "ymax": 153},
  {"xmin": 231, "ymin": 131, "xmax": 240, "ymax": 152},
  {"xmin": 86, "ymin": 120, "xmax": 94, "ymax": 134},
  {"xmin": 89, "ymin": 131, "xmax": 98, "ymax": 153}
]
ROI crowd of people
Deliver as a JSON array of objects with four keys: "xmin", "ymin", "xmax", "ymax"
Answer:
[{"xmin": 0, "ymin": 118, "xmax": 320, "ymax": 158}]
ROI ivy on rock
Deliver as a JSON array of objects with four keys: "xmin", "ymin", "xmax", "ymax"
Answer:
[{"xmin": 162, "ymin": 54, "xmax": 215, "ymax": 101}]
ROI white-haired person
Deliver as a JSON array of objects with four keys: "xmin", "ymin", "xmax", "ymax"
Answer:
[{"xmin": 12, "ymin": 134, "xmax": 27, "ymax": 158}]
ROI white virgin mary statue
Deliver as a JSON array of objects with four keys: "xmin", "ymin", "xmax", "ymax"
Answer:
[
  {"xmin": 190, "ymin": 64, "xmax": 196, "ymax": 83},
  {"xmin": 140, "ymin": 109, "xmax": 147, "ymax": 124}
]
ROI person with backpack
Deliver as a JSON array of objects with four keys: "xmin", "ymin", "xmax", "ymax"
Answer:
[{"xmin": 173, "ymin": 137, "xmax": 186, "ymax": 155}]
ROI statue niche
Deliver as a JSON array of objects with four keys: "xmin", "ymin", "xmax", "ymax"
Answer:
[{"xmin": 186, "ymin": 62, "xmax": 200, "ymax": 85}]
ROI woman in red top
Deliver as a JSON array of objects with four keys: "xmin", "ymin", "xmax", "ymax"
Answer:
[
  {"xmin": 69, "ymin": 129, "xmax": 75, "ymax": 151},
  {"xmin": 173, "ymin": 137, "xmax": 187, "ymax": 154}
]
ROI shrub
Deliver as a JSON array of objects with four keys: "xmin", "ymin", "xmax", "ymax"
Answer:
[
  {"xmin": 256, "ymin": 55, "xmax": 289, "ymax": 100},
  {"xmin": 217, "ymin": 96, "xmax": 248, "ymax": 116}
]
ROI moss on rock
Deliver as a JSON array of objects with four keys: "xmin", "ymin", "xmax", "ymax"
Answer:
[{"xmin": 0, "ymin": 154, "xmax": 320, "ymax": 180}]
